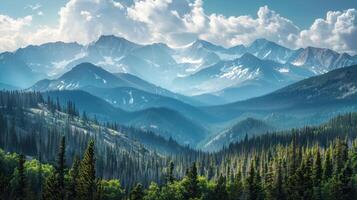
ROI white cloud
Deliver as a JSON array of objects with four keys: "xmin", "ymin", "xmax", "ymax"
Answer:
[
  {"xmin": 297, "ymin": 9, "xmax": 357, "ymax": 54},
  {"xmin": 1, "ymin": 0, "xmax": 357, "ymax": 54},
  {"xmin": 0, "ymin": 15, "xmax": 32, "ymax": 52},
  {"xmin": 80, "ymin": 10, "xmax": 93, "ymax": 21}
]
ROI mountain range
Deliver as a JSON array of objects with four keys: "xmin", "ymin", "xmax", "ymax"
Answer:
[
  {"xmin": 1, "ymin": 35, "xmax": 356, "ymax": 103},
  {"xmin": 203, "ymin": 64, "xmax": 357, "ymax": 129},
  {"xmin": 2, "ymin": 35, "xmax": 357, "ymax": 150}
]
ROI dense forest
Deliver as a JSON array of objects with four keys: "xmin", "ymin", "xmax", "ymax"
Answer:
[{"xmin": 0, "ymin": 91, "xmax": 356, "ymax": 199}]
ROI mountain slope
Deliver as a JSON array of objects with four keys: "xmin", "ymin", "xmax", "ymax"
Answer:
[
  {"xmin": 0, "ymin": 52, "xmax": 44, "ymax": 88},
  {"xmin": 176, "ymin": 53, "xmax": 313, "ymax": 101},
  {"xmin": 201, "ymin": 118, "xmax": 275, "ymax": 151},
  {"xmin": 81, "ymin": 86, "xmax": 212, "ymax": 123},
  {"xmin": 247, "ymin": 38, "xmax": 294, "ymax": 63},
  {"xmin": 288, "ymin": 47, "xmax": 357, "ymax": 74},
  {"xmin": 31, "ymin": 62, "xmax": 136, "ymax": 91},
  {"xmin": 43, "ymin": 90, "xmax": 207, "ymax": 145},
  {"xmin": 31, "ymin": 62, "xmax": 203, "ymax": 106},
  {"xmin": 204, "ymin": 64, "xmax": 357, "ymax": 128},
  {"xmin": 14, "ymin": 41, "xmax": 84, "ymax": 76}
]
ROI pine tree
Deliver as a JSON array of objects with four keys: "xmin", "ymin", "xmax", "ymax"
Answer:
[
  {"xmin": 42, "ymin": 171, "xmax": 61, "ymax": 200},
  {"xmin": 338, "ymin": 161, "xmax": 354, "ymax": 200},
  {"xmin": 333, "ymin": 138, "xmax": 348, "ymax": 175},
  {"xmin": 184, "ymin": 162, "xmax": 200, "ymax": 199},
  {"xmin": 67, "ymin": 156, "xmax": 80, "ymax": 200},
  {"xmin": 166, "ymin": 161, "xmax": 175, "ymax": 184},
  {"xmin": 330, "ymin": 160, "xmax": 354, "ymax": 200},
  {"xmin": 227, "ymin": 169, "xmax": 243, "ymax": 200},
  {"xmin": 313, "ymin": 147, "xmax": 322, "ymax": 186},
  {"xmin": 213, "ymin": 174, "xmax": 228, "ymax": 200},
  {"xmin": 323, "ymin": 148, "xmax": 333, "ymax": 181},
  {"xmin": 275, "ymin": 160, "xmax": 286, "ymax": 200},
  {"xmin": 246, "ymin": 160, "xmax": 262, "ymax": 200},
  {"xmin": 300, "ymin": 152, "xmax": 313, "ymax": 199},
  {"xmin": 77, "ymin": 140, "xmax": 96, "ymax": 200},
  {"xmin": 57, "ymin": 136, "xmax": 66, "ymax": 200},
  {"xmin": 264, "ymin": 162, "xmax": 275, "ymax": 200},
  {"xmin": 312, "ymin": 148, "xmax": 323, "ymax": 200}
]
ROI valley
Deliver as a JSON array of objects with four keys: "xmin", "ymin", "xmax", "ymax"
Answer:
[{"xmin": 1, "ymin": 33, "xmax": 357, "ymax": 200}]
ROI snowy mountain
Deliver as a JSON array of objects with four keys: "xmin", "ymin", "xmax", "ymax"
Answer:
[
  {"xmin": 14, "ymin": 41, "xmax": 84, "ymax": 76},
  {"xmin": 288, "ymin": 47, "xmax": 357, "ymax": 74},
  {"xmin": 31, "ymin": 62, "xmax": 203, "ymax": 107},
  {"xmin": 247, "ymin": 38, "xmax": 294, "ymax": 63},
  {"xmin": 1, "ymin": 35, "xmax": 356, "ymax": 100},
  {"xmin": 204, "ymin": 64, "xmax": 357, "ymax": 128},
  {"xmin": 177, "ymin": 53, "xmax": 313, "ymax": 102},
  {"xmin": 31, "ymin": 62, "xmax": 137, "ymax": 91}
]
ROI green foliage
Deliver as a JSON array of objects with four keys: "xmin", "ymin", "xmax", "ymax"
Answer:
[
  {"xmin": 130, "ymin": 183, "xmax": 144, "ymax": 200},
  {"xmin": 99, "ymin": 179, "xmax": 124, "ymax": 200},
  {"xmin": 144, "ymin": 182, "xmax": 160, "ymax": 200}
]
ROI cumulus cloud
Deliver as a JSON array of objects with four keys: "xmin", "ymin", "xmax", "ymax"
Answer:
[
  {"xmin": 0, "ymin": 15, "xmax": 32, "ymax": 52},
  {"xmin": 0, "ymin": 0, "xmax": 357, "ymax": 54},
  {"xmin": 297, "ymin": 9, "xmax": 357, "ymax": 54}
]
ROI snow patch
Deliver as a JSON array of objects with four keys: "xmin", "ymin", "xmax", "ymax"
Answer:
[
  {"xmin": 128, "ymin": 91, "xmax": 134, "ymax": 104},
  {"xmin": 337, "ymin": 85, "xmax": 357, "ymax": 99},
  {"xmin": 150, "ymin": 125, "xmax": 158, "ymax": 129},
  {"xmin": 278, "ymin": 68, "xmax": 290, "ymax": 73},
  {"xmin": 263, "ymin": 50, "xmax": 271, "ymax": 58}
]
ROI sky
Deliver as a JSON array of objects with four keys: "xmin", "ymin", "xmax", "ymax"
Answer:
[{"xmin": 0, "ymin": 0, "xmax": 356, "ymax": 54}]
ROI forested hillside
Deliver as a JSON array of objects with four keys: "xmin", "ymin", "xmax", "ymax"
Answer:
[{"xmin": 0, "ymin": 91, "xmax": 356, "ymax": 199}]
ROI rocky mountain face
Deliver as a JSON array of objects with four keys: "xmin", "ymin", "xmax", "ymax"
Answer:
[{"xmin": 1, "ymin": 35, "xmax": 355, "ymax": 101}]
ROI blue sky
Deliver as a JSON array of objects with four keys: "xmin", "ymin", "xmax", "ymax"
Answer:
[
  {"xmin": 0, "ymin": 0, "xmax": 67, "ymax": 27},
  {"xmin": 0, "ymin": 0, "xmax": 356, "ymax": 54}
]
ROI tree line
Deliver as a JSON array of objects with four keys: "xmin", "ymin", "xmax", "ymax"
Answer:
[{"xmin": 1, "ymin": 135, "xmax": 356, "ymax": 200}]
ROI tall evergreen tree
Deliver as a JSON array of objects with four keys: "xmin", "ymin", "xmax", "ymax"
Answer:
[
  {"xmin": 42, "ymin": 170, "xmax": 61, "ymax": 200},
  {"xmin": 275, "ymin": 160, "xmax": 286, "ymax": 200},
  {"xmin": 264, "ymin": 162, "xmax": 275, "ymax": 200},
  {"xmin": 166, "ymin": 161, "xmax": 175, "ymax": 184},
  {"xmin": 67, "ymin": 155, "xmax": 80, "ymax": 200},
  {"xmin": 246, "ymin": 160, "xmax": 263, "ymax": 200},
  {"xmin": 323, "ymin": 148, "xmax": 333, "ymax": 181},
  {"xmin": 184, "ymin": 162, "xmax": 200, "ymax": 199},
  {"xmin": 57, "ymin": 136, "xmax": 66, "ymax": 200},
  {"xmin": 77, "ymin": 140, "xmax": 96, "ymax": 200},
  {"xmin": 213, "ymin": 174, "xmax": 228, "ymax": 200},
  {"xmin": 227, "ymin": 169, "xmax": 243, "ymax": 200},
  {"xmin": 312, "ymin": 148, "xmax": 323, "ymax": 200}
]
